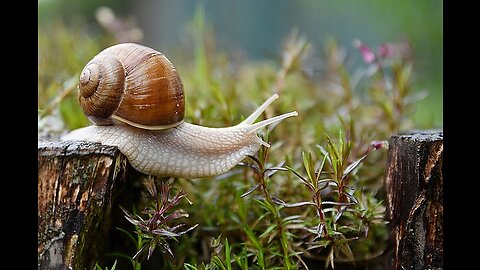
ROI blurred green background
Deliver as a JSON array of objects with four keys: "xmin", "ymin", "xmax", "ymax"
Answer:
[{"xmin": 38, "ymin": 0, "xmax": 442, "ymax": 128}]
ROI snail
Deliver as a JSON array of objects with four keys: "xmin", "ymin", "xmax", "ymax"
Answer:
[{"xmin": 61, "ymin": 43, "xmax": 298, "ymax": 178}]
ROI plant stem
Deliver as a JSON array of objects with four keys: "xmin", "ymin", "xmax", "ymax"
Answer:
[
  {"xmin": 39, "ymin": 79, "xmax": 78, "ymax": 118},
  {"xmin": 253, "ymin": 152, "xmax": 293, "ymax": 269},
  {"xmin": 313, "ymin": 191, "xmax": 330, "ymax": 239},
  {"xmin": 260, "ymin": 182, "xmax": 292, "ymax": 270}
]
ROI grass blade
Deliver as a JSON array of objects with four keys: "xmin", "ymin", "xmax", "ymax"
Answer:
[{"xmin": 225, "ymin": 238, "xmax": 232, "ymax": 270}]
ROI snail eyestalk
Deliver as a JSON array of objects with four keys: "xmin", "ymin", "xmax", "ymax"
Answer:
[
  {"xmin": 246, "ymin": 111, "xmax": 298, "ymax": 134},
  {"xmin": 240, "ymin": 93, "xmax": 298, "ymax": 133},
  {"xmin": 241, "ymin": 93, "xmax": 280, "ymax": 125}
]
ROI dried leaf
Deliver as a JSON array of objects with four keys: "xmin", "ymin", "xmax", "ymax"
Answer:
[
  {"xmin": 286, "ymin": 166, "xmax": 315, "ymax": 191},
  {"xmin": 317, "ymin": 178, "xmax": 337, "ymax": 188},
  {"xmin": 267, "ymin": 230, "xmax": 279, "ymax": 244},
  {"xmin": 170, "ymin": 209, "xmax": 189, "ymax": 220},
  {"xmin": 147, "ymin": 237, "xmax": 158, "ymax": 260},
  {"xmin": 161, "ymin": 241, "xmax": 175, "ymax": 260},
  {"xmin": 241, "ymin": 184, "xmax": 261, "ymax": 198},
  {"xmin": 335, "ymin": 207, "xmax": 347, "ymax": 222},
  {"xmin": 270, "ymin": 196, "xmax": 285, "ymax": 205},
  {"xmin": 246, "ymin": 154, "xmax": 262, "ymax": 169},
  {"xmin": 265, "ymin": 160, "xmax": 287, "ymax": 178},
  {"xmin": 338, "ymin": 242, "xmax": 355, "ymax": 262},
  {"xmin": 151, "ymin": 228, "xmax": 180, "ymax": 238},
  {"xmin": 321, "ymin": 201, "xmax": 355, "ymax": 206},
  {"xmin": 335, "ymin": 235, "xmax": 358, "ymax": 260},
  {"xmin": 282, "ymin": 201, "xmax": 315, "ymax": 208},
  {"xmin": 238, "ymin": 161, "xmax": 260, "ymax": 173},
  {"xmin": 121, "ymin": 208, "xmax": 142, "ymax": 226},
  {"xmin": 316, "ymin": 144, "xmax": 329, "ymax": 159},
  {"xmin": 286, "ymin": 223, "xmax": 307, "ymax": 230},
  {"xmin": 344, "ymin": 192, "xmax": 359, "ymax": 204},
  {"xmin": 326, "ymin": 247, "xmax": 335, "ymax": 269},
  {"xmin": 306, "ymin": 239, "xmax": 330, "ymax": 250},
  {"xmin": 144, "ymin": 176, "xmax": 158, "ymax": 198},
  {"xmin": 177, "ymin": 223, "xmax": 199, "ymax": 236},
  {"xmin": 282, "ymin": 215, "xmax": 303, "ymax": 223},
  {"xmin": 272, "ymin": 196, "xmax": 315, "ymax": 208},
  {"xmin": 169, "ymin": 189, "xmax": 187, "ymax": 207},
  {"xmin": 317, "ymin": 223, "xmax": 325, "ymax": 237},
  {"xmin": 322, "ymin": 208, "xmax": 337, "ymax": 213},
  {"xmin": 142, "ymin": 209, "xmax": 156, "ymax": 215},
  {"xmin": 342, "ymin": 154, "xmax": 367, "ymax": 179},
  {"xmin": 119, "ymin": 205, "xmax": 135, "ymax": 219},
  {"xmin": 132, "ymin": 244, "xmax": 147, "ymax": 260}
]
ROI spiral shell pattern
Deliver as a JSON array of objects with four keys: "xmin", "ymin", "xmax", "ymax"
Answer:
[{"xmin": 78, "ymin": 43, "xmax": 185, "ymax": 129}]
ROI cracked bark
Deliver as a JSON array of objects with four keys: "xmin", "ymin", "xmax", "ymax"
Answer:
[
  {"xmin": 384, "ymin": 130, "xmax": 443, "ymax": 270},
  {"xmin": 38, "ymin": 140, "xmax": 128, "ymax": 270}
]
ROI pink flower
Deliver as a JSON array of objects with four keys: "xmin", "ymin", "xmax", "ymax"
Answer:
[
  {"xmin": 378, "ymin": 43, "xmax": 394, "ymax": 58},
  {"xmin": 378, "ymin": 42, "xmax": 412, "ymax": 59},
  {"xmin": 353, "ymin": 39, "xmax": 376, "ymax": 64},
  {"xmin": 370, "ymin": 140, "xmax": 388, "ymax": 150}
]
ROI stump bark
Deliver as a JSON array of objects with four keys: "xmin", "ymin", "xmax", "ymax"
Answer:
[
  {"xmin": 384, "ymin": 130, "xmax": 443, "ymax": 270},
  {"xmin": 38, "ymin": 141, "xmax": 128, "ymax": 270}
]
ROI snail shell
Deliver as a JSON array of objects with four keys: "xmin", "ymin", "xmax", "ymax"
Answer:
[{"xmin": 78, "ymin": 43, "xmax": 185, "ymax": 130}]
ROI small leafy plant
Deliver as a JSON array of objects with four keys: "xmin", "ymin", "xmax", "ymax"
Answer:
[
  {"xmin": 287, "ymin": 134, "xmax": 387, "ymax": 268},
  {"xmin": 120, "ymin": 176, "xmax": 198, "ymax": 262}
]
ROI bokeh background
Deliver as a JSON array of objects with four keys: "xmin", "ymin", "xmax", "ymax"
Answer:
[{"xmin": 38, "ymin": 0, "xmax": 442, "ymax": 129}]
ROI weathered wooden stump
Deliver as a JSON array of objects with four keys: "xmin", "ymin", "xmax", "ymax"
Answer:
[
  {"xmin": 384, "ymin": 130, "xmax": 443, "ymax": 270},
  {"xmin": 38, "ymin": 141, "xmax": 128, "ymax": 270}
]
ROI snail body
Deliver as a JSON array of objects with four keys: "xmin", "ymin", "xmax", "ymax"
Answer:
[{"xmin": 61, "ymin": 43, "xmax": 297, "ymax": 178}]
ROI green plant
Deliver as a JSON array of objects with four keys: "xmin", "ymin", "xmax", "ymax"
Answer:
[
  {"xmin": 120, "ymin": 176, "xmax": 198, "ymax": 264},
  {"xmin": 239, "ymin": 146, "xmax": 297, "ymax": 269},
  {"xmin": 284, "ymin": 132, "xmax": 388, "ymax": 269},
  {"xmin": 94, "ymin": 260, "xmax": 117, "ymax": 270}
]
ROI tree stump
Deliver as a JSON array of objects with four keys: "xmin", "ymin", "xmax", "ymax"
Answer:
[
  {"xmin": 384, "ymin": 130, "xmax": 443, "ymax": 270},
  {"xmin": 38, "ymin": 141, "xmax": 128, "ymax": 270}
]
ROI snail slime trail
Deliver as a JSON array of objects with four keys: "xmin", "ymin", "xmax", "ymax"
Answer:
[{"xmin": 62, "ymin": 43, "xmax": 298, "ymax": 178}]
